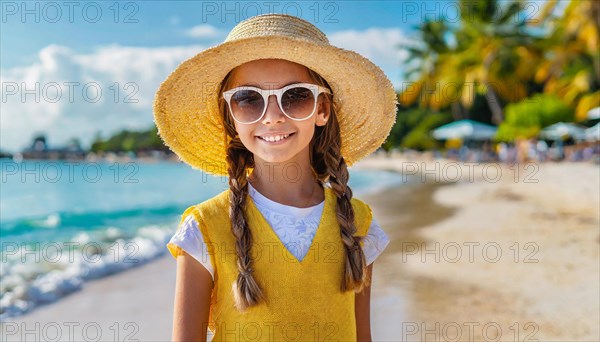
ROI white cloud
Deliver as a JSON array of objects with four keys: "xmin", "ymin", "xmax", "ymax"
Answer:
[
  {"xmin": 1, "ymin": 44, "xmax": 205, "ymax": 153},
  {"xmin": 185, "ymin": 24, "xmax": 222, "ymax": 39},
  {"xmin": 0, "ymin": 26, "xmax": 411, "ymax": 153},
  {"xmin": 328, "ymin": 27, "xmax": 412, "ymax": 89}
]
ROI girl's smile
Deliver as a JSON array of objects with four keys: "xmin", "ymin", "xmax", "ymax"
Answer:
[{"xmin": 255, "ymin": 131, "xmax": 296, "ymax": 144}]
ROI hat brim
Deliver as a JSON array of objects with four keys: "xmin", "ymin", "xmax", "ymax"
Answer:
[{"xmin": 153, "ymin": 35, "xmax": 398, "ymax": 176}]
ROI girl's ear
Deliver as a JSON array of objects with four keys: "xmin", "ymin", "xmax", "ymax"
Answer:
[{"xmin": 316, "ymin": 95, "xmax": 331, "ymax": 127}]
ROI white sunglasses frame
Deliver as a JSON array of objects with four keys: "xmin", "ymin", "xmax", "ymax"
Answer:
[{"xmin": 222, "ymin": 82, "xmax": 332, "ymax": 124}]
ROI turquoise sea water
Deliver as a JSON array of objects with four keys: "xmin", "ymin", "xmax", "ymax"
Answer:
[{"xmin": 0, "ymin": 159, "xmax": 403, "ymax": 319}]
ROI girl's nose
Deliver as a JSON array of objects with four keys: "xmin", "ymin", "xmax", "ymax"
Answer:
[{"xmin": 261, "ymin": 94, "xmax": 286, "ymax": 124}]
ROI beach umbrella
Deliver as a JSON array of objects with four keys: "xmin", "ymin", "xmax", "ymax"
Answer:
[
  {"xmin": 587, "ymin": 107, "xmax": 600, "ymax": 120},
  {"xmin": 432, "ymin": 119, "xmax": 498, "ymax": 141},
  {"xmin": 585, "ymin": 122, "xmax": 600, "ymax": 141},
  {"xmin": 539, "ymin": 122, "xmax": 587, "ymax": 141}
]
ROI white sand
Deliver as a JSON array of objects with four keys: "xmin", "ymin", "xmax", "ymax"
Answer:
[{"xmin": 355, "ymin": 154, "xmax": 600, "ymax": 341}]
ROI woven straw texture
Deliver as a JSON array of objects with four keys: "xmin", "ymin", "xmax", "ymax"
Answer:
[{"xmin": 153, "ymin": 13, "xmax": 398, "ymax": 176}]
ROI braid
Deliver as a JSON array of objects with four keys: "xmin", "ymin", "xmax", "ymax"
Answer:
[
  {"xmin": 220, "ymin": 70, "xmax": 265, "ymax": 311},
  {"xmin": 337, "ymin": 163, "xmax": 370, "ymax": 292},
  {"xmin": 226, "ymin": 137, "xmax": 265, "ymax": 311},
  {"xmin": 310, "ymin": 84, "xmax": 370, "ymax": 293}
]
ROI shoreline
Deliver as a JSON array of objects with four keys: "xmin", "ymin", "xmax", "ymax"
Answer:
[{"xmin": 0, "ymin": 255, "xmax": 177, "ymax": 341}]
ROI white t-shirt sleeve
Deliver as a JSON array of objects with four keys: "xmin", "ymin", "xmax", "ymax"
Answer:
[
  {"xmin": 362, "ymin": 217, "xmax": 390, "ymax": 265},
  {"xmin": 166, "ymin": 215, "xmax": 215, "ymax": 280}
]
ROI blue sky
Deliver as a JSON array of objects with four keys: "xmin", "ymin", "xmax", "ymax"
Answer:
[
  {"xmin": 0, "ymin": 0, "xmax": 548, "ymax": 152},
  {"xmin": 1, "ymin": 1, "xmax": 438, "ymax": 67}
]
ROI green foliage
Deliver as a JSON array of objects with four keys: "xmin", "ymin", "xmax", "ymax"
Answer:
[
  {"xmin": 383, "ymin": 107, "xmax": 452, "ymax": 151},
  {"xmin": 403, "ymin": 111, "xmax": 453, "ymax": 150},
  {"xmin": 90, "ymin": 126, "xmax": 168, "ymax": 153},
  {"xmin": 496, "ymin": 94, "xmax": 574, "ymax": 141}
]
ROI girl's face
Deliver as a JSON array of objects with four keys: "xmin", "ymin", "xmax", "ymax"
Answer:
[{"xmin": 227, "ymin": 59, "xmax": 330, "ymax": 165}]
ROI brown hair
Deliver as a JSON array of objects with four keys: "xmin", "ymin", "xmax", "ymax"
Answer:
[{"xmin": 218, "ymin": 63, "xmax": 369, "ymax": 311}]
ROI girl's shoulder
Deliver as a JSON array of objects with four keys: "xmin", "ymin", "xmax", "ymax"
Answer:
[
  {"xmin": 178, "ymin": 189, "xmax": 230, "ymax": 228},
  {"xmin": 197, "ymin": 189, "xmax": 231, "ymax": 213},
  {"xmin": 176, "ymin": 189, "xmax": 233, "ymax": 246},
  {"xmin": 183, "ymin": 188, "xmax": 229, "ymax": 212}
]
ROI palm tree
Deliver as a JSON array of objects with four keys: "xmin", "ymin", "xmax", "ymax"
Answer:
[
  {"xmin": 399, "ymin": 0, "xmax": 541, "ymax": 124},
  {"xmin": 399, "ymin": 20, "xmax": 454, "ymax": 113},
  {"xmin": 533, "ymin": 0, "xmax": 600, "ymax": 121},
  {"xmin": 448, "ymin": 0, "xmax": 539, "ymax": 125}
]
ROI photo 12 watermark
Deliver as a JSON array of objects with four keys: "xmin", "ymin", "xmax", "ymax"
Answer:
[
  {"xmin": 401, "ymin": 321, "xmax": 539, "ymax": 342},
  {"xmin": 401, "ymin": 241, "xmax": 540, "ymax": 264},
  {"xmin": 2, "ymin": 241, "xmax": 142, "ymax": 265},
  {"xmin": 2, "ymin": 82, "xmax": 139, "ymax": 104},
  {"xmin": 1, "ymin": 1, "xmax": 140, "ymax": 24},
  {"xmin": 171, "ymin": 239, "xmax": 352, "ymax": 266},
  {"xmin": 398, "ymin": 161, "xmax": 540, "ymax": 184},
  {"xmin": 399, "ymin": 81, "xmax": 531, "ymax": 107},
  {"xmin": 397, "ymin": 1, "xmax": 540, "ymax": 24},
  {"xmin": 1, "ymin": 161, "xmax": 140, "ymax": 184},
  {"xmin": 206, "ymin": 321, "xmax": 339, "ymax": 341},
  {"xmin": 1, "ymin": 321, "xmax": 139, "ymax": 342},
  {"xmin": 199, "ymin": 1, "xmax": 340, "ymax": 23}
]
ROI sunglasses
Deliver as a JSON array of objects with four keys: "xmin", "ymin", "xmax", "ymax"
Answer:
[{"xmin": 222, "ymin": 82, "xmax": 332, "ymax": 124}]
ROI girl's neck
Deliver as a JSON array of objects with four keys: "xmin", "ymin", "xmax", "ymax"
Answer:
[{"xmin": 248, "ymin": 160, "xmax": 324, "ymax": 208}]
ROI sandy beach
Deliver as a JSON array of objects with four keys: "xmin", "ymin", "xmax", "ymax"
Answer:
[
  {"xmin": 357, "ymin": 153, "xmax": 600, "ymax": 341},
  {"xmin": 1, "ymin": 154, "xmax": 598, "ymax": 342}
]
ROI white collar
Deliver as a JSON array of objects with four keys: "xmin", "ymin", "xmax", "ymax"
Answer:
[{"xmin": 248, "ymin": 181, "xmax": 325, "ymax": 218}]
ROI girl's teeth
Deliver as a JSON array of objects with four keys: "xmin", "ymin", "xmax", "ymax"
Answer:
[{"xmin": 261, "ymin": 134, "xmax": 290, "ymax": 142}]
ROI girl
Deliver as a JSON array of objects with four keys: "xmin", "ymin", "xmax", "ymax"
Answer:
[{"xmin": 154, "ymin": 13, "xmax": 398, "ymax": 342}]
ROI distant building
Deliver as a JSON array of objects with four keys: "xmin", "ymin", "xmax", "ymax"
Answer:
[
  {"xmin": 0, "ymin": 150, "xmax": 13, "ymax": 159},
  {"xmin": 21, "ymin": 135, "xmax": 86, "ymax": 160}
]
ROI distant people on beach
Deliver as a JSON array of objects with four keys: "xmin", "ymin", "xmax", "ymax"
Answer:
[{"xmin": 399, "ymin": 138, "xmax": 599, "ymax": 164}]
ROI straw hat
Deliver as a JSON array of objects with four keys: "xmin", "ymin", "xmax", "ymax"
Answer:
[{"xmin": 153, "ymin": 13, "xmax": 397, "ymax": 176}]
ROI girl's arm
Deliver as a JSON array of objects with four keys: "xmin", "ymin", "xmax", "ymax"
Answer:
[
  {"xmin": 355, "ymin": 263, "xmax": 374, "ymax": 342},
  {"xmin": 172, "ymin": 250, "xmax": 213, "ymax": 342}
]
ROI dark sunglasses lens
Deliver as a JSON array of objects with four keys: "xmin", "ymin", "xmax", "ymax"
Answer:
[
  {"xmin": 282, "ymin": 87, "xmax": 316, "ymax": 119},
  {"xmin": 231, "ymin": 89, "xmax": 264, "ymax": 122}
]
